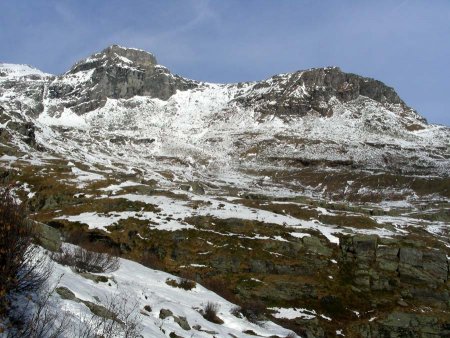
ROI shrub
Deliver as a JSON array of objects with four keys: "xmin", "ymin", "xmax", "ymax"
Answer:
[
  {"xmin": 0, "ymin": 187, "xmax": 51, "ymax": 316},
  {"xmin": 138, "ymin": 251, "xmax": 164, "ymax": 270},
  {"xmin": 178, "ymin": 277, "xmax": 196, "ymax": 290},
  {"xmin": 230, "ymin": 306, "xmax": 242, "ymax": 318},
  {"xmin": 166, "ymin": 277, "xmax": 196, "ymax": 291},
  {"xmin": 202, "ymin": 302, "xmax": 223, "ymax": 324},
  {"xmin": 51, "ymin": 246, "xmax": 120, "ymax": 273}
]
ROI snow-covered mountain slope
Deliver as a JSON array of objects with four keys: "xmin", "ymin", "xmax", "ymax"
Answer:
[
  {"xmin": 27, "ymin": 244, "xmax": 294, "ymax": 338},
  {"xmin": 1, "ymin": 45, "xmax": 449, "ymax": 181},
  {"xmin": 0, "ymin": 63, "xmax": 52, "ymax": 81}
]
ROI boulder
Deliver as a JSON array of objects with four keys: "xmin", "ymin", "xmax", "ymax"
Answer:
[
  {"xmin": 174, "ymin": 316, "xmax": 191, "ymax": 330},
  {"xmin": 159, "ymin": 308, "xmax": 173, "ymax": 320}
]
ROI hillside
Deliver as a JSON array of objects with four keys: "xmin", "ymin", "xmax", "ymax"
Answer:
[{"xmin": 0, "ymin": 45, "xmax": 449, "ymax": 337}]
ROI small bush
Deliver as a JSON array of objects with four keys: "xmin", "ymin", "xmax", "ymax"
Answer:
[
  {"xmin": 202, "ymin": 302, "xmax": 223, "ymax": 324},
  {"xmin": 6, "ymin": 283, "xmax": 71, "ymax": 338},
  {"xmin": 178, "ymin": 278, "xmax": 196, "ymax": 290},
  {"xmin": 230, "ymin": 306, "xmax": 242, "ymax": 318},
  {"xmin": 51, "ymin": 246, "xmax": 120, "ymax": 273},
  {"xmin": 165, "ymin": 278, "xmax": 196, "ymax": 291}
]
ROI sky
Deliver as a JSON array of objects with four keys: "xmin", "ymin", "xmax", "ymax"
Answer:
[{"xmin": 1, "ymin": 0, "xmax": 449, "ymax": 125}]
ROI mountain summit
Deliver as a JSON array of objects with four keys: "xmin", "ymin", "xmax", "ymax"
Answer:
[
  {"xmin": 70, "ymin": 45, "xmax": 158, "ymax": 73},
  {"xmin": 48, "ymin": 45, "xmax": 196, "ymax": 113}
]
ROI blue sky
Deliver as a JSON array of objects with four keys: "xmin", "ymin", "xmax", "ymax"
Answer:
[{"xmin": 1, "ymin": 0, "xmax": 449, "ymax": 125}]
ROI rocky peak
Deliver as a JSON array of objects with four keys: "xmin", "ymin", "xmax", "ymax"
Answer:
[
  {"xmin": 236, "ymin": 66, "xmax": 425, "ymax": 123},
  {"xmin": 68, "ymin": 45, "xmax": 158, "ymax": 74},
  {"xmin": 48, "ymin": 45, "xmax": 197, "ymax": 113}
]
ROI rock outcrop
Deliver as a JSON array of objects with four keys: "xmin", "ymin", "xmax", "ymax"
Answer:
[
  {"xmin": 47, "ymin": 45, "xmax": 198, "ymax": 113},
  {"xmin": 234, "ymin": 67, "xmax": 426, "ymax": 124}
]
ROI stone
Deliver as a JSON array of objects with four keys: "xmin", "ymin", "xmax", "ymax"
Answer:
[
  {"xmin": 376, "ymin": 245, "xmax": 399, "ymax": 272},
  {"xmin": 352, "ymin": 235, "xmax": 378, "ymax": 260},
  {"xmin": 293, "ymin": 317, "xmax": 325, "ymax": 338},
  {"xmin": 55, "ymin": 287, "xmax": 76, "ymax": 301},
  {"xmin": 374, "ymin": 312, "xmax": 444, "ymax": 337},
  {"xmin": 159, "ymin": 308, "xmax": 173, "ymax": 320},
  {"xmin": 35, "ymin": 221, "xmax": 62, "ymax": 252},
  {"xmin": 423, "ymin": 250, "xmax": 448, "ymax": 283},
  {"xmin": 250, "ymin": 259, "xmax": 271, "ymax": 273},
  {"xmin": 399, "ymin": 247, "xmax": 423, "ymax": 267},
  {"xmin": 397, "ymin": 299, "xmax": 408, "ymax": 307},
  {"xmin": 169, "ymin": 332, "xmax": 183, "ymax": 338},
  {"xmin": 302, "ymin": 235, "xmax": 332, "ymax": 256},
  {"xmin": 174, "ymin": 316, "xmax": 191, "ymax": 330},
  {"xmin": 190, "ymin": 182, "xmax": 205, "ymax": 195},
  {"xmin": 82, "ymin": 301, "xmax": 118, "ymax": 322},
  {"xmin": 49, "ymin": 45, "xmax": 198, "ymax": 114}
]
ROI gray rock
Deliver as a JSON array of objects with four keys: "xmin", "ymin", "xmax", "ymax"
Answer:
[
  {"xmin": 399, "ymin": 247, "xmax": 423, "ymax": 267},
  {"xmin": 210, "ymin": 256, "xmax": 241, "ymax": 273},
  {"xmin": 48, "ymin": 45, "xmax": 198, "ymax": 114},
  {"xmin": 56, "ymin": 286, "xmax": 76, "ymax": 301},
  {"xmin": 423, "ymin": 250, "xmax": 448, "ymax": 283},
  {"xmin": 235, "ymin": 67, "xmax": 418, "ymax": 121},
  {"xmin": 353, "ymin": 235, "xmax": 378, "ymax": 260},
  {"xmin": 249, "ymin": 259, "xmax": 271, "ymax": 273},
  {"xmin": 35, "ymin": 222, "xmax": 62, "ymax": 252},
  {"xmin": 174, "ymin": 316, "xmax": 191, "ymax": 330},
  {"xmin": 159, "ymin": 308, "xmax": 173, "ymax": 320},
  {"xmin": 302, "ymin": 235, "xmax": 332, "ymax": 257},
  {"xmin": 376, "ymin": 246, "xmax": 399, "ymax": 272}
]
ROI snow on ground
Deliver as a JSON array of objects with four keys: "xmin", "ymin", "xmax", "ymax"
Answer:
[
  {"xmin": 57, "ymin": 210, "xmax": 194, "ymax": 232},
  {"xmin": 99, "ymin": 181, "xmax": 144, "ymax": 194},
  {"xmin": 270, "ymin": 307, "xmax": 318, "ymax": 320},
  {"xmin": 56, "ymin": 190, "xmax": 412, "ymax": 243},
  {"xmin": 42, "ymin": 245, "xmax": 294, "ymax": 337},
  {"xmin": 0, "ymin": 63, "xmax": 52, "ymax": 81},
  {"xmin": 69, "ymin": 167, "xmax": 105, "ymax": 187},
  {"xmin": 37, "ymin": 107, "xmax": 89, "ymax": 128}
]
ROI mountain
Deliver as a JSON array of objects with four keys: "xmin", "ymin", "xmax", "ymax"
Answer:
[
  {"xmin": 2, "ymin": 45, "xmax": 449, "ymax": 179},
  {"xmin": 1, "ymin": 45, "xmax": 449, "ymax": 337}
]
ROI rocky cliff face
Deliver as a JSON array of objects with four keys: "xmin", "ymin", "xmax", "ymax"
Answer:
[
  {"xmin": 47, "ymin": 45, "xmax": 198, "ymax": 114},
  {"xmin": 235, "ymin": 66, "xmax": 422, "ymax": 122}
]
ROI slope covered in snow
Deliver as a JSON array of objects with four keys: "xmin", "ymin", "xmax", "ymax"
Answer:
[
  {"xmin": 5, "ymin": 245, "xmax": 295, "ymax": 337},
  {"xmin": 0, "ymin": 63, "xmax": 52, "ymax": 81}
]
